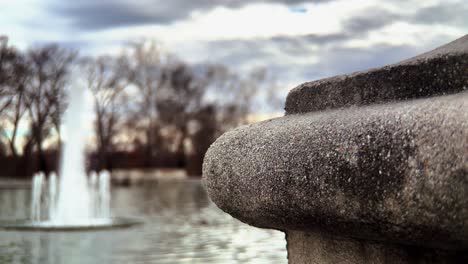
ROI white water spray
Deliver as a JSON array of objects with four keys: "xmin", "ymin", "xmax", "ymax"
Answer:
[
  {"xmin": 54, "ymin": 84, "xmax": 91, "ymax": 223},
  {"xmin": 99, "ymin": 171, "xmax": 111, "ymax": 218},
  {"xmin": 29, "ymin": 78, "xmax": 112, "ymax": 226},
  {"xmin": 90, "ymin": 171, "xmax": 98, "ymax": 217},
  {"xmin": 48, "ymin": 172, "xmax": 57, "ymax": 220},
  {"xmin": 30, "ymin": 172, "xmax": 45, "ymax": 221},
  {"xmin": 51, "ymin": 86, "xmax": 91, "ymax": 223}
]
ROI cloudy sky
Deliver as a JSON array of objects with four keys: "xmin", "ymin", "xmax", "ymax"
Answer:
[{"xmin": 1, "ymin": 0, "xmax": 467, "ymax": 91}]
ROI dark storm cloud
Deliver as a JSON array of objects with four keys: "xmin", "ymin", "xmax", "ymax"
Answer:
[
  {"xmin": 48, "ymin": 0, "xmax": 468, "ymax": 39},
  {"xmin": 200, "ymin": 33, "xmax": 350, "ymax": 67},
  {"xmin": 56, "ymin": 3, "xmax": 162, "ymax": 29},
  {"xmin": 340, "ymin": 2, "xmax": 468, "ymax": 35},
  {"xmin": 196, "ymin": 33, "xmax": 451, "ymax": 86},
  {"xmin": 343, "ymin": 8, "xmax": 402, "ymax": 34},
  {"xmin": 272, "ymin": 33, "xmax": 349, "ymax": 47},
  {"xmin": 299, "ymin": 44, "xmax": 420, "ymax": 79},
  {"xmin": 50, "ymin": 1, "xmax": 179, "ymax": 30},
  {"xmin": 49, "ymin": 0, "xmax": 331, "ymax": 30},
  {"xmin": 195, "ymin": 39, "xmax": 273, "ymax": 67},
  {"xmin": 411, "ymin": 2, "xmax": 468, "ymax": 27},
  {"xmin": 42, "ymin": 0, "xmax": 467, "ymax": 89}
]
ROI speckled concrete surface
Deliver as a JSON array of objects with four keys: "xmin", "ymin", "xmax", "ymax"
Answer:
[
  {"xmin": 203, "ymin": 35, "xmax": 468, "ymax": 262},
  {"xmin": 285, "ymin": 34, "xmax": 468, "ymax": 114},
  {"xmin": 203, "ymin": 92, "xmax": 468, "ymax": 250},
  {"xmin": 287, "ymin": 231, "xmax": 468, "ymax": 264}
]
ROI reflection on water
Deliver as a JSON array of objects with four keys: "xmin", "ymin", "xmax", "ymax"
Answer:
[{"xmin": 0, "ymin": 179, "xmax": 286, "ymax": 263}]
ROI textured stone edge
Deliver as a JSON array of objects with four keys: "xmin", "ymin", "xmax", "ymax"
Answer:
[
  {"xmin": 285, "ymin": 34, "xmax": 468, "ymax": 114},
  {"xmin": 286, "ymin": 230, "xmax": 468, "ymax": 264},
  {"xmin": 203, "ymin": 92, "xmax": 468, "ymax": 250}
]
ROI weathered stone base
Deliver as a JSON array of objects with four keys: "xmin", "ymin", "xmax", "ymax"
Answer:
[{"xmin": 286, "ymin": 231, "xmax": 468, "ymax": 264}]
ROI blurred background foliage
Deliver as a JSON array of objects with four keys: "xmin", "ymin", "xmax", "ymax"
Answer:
[{"xmin": 0, "ymin": 36, "xmax": 283, "ymax": 177}]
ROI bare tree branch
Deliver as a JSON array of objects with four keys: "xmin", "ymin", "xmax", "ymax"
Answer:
[
  {"xmin": 83, "ymin": 54, "xmax": 129, "ymax": 171},
  {"xmin": 23, "ymin": 44, "xmax": 76, "ymax": 173}
]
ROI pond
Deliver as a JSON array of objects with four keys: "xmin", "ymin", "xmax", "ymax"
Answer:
[{"xmin": 0, "ymin": 179, "xmax": 287, "ymax": 263}]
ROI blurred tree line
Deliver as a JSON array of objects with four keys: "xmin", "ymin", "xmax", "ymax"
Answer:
[{"xmin": 0, "ymin": 36, "xmax": 282, "ymax": 177}]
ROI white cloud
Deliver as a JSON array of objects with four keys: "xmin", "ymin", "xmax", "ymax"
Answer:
[
  {"xmin": 83, "ymin": 0, "xmax": 379, "ymax": 47},
  {"xmin": 0, "ymin": 0, "xmax": 70, "ymax": 48},
  {"xmin": 0, "ymin": 0, "xmax": 466, "ymax": 91},
  {"xmin": 344, "ymin": 22, "xmax": 465, "ymax": 49}
]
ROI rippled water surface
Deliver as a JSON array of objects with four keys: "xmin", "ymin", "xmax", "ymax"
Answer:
[{"xmin": 0, "ymin": 179, "xmax": 287, "ymax": 263}]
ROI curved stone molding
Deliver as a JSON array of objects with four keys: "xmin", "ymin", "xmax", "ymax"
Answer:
[
  {"xmin": 203, "ymin": 35, "xmax": 468, "ymax": 262},
  {"xmin": 204, "ymin": 92, "xmax": 468, "ymax": 250},
  {"xmin": 285, "ymin": 34, "xmax": 468, "ymax": 114}
]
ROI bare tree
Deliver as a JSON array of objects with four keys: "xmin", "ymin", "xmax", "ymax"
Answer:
[
  {"xmin": 0, "ymin": 37, "xmax": 29, "ymax": 157},
  {"xmin": 121, "ymin": 40, "xmax": 281, "ymax": 174},
  {"xmin": 0, "ymin": 37, "xmax": 24, "ymax": 114},
  {"xmin": 23, "ymin": 44, "xmax": 76, "ymax": 173},
  {"xmin": 154, "ymin": 62, "xmax": 228, "ymax": 174},
  {"xmin": 185, "ymin": 104, "xmax": 217, "ymax": 175},
  {"xmin": 0, "ymin": 36, "xmax": 14, "ymax": 114},
  {"xmin": 155, "ymin": 63, "xmax": 207, "ymax": 156},
  {"xmin": 200, "ymin": 65, "xmax": 278, "ymax": 132},
  {"xmin": 84, "ymin": 55, "xmax": 129, "ymax": 171},
  {"xmin": 125, "ymin": 40, "xmax": 166, "ymax": 166}
]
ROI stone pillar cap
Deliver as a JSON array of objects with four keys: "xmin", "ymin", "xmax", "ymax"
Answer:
[
  {"xmin": 203, "ymin": 35, "xmax": 468, "ymax": 250},
  {"xmin": 285, "ymin": 34, "xmax": 468, "ymax": 114}
]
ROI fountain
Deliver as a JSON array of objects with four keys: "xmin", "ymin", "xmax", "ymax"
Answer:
[{"xmin": 0, "ymin": 78, "xmax": 141, "ymax": 231}]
